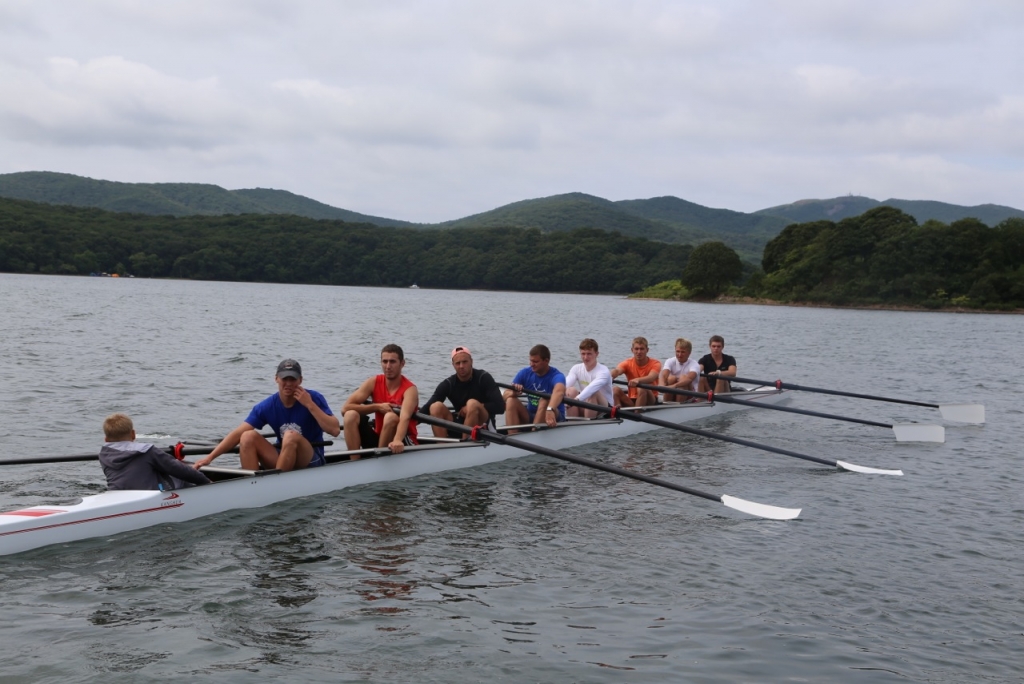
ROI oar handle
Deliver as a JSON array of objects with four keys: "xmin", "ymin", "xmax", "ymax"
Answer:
[
  {"xmin": 498, "ymin": 382, "xmax": 839, "ymax": 468},
  {"xmin": 723, "ymin": 374, "xmax": 941, "ymax": 409}
]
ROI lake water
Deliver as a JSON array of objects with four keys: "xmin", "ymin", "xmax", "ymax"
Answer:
[{"xmin": 0, "ymin": 273, "xmax": 1021, "ymax": 683}]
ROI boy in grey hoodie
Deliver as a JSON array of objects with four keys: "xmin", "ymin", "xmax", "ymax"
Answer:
[{"xmin": 99, "ymin": 413, "xmax": 211, "ymax": 491}]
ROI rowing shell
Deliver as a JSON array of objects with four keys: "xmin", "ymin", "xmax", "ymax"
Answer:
[{"xmin": 0, "ymin": 388, "xmax": 786, "ymax": 557}]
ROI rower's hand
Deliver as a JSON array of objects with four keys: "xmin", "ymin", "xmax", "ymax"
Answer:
[
  {"xmin": 388, "ymin": 439, "xmax": 405, "ymax": 454},
  {"xmin": 294, "ymin": 386, "xmax": 314, "ymax": 408},
  {"xmin": 628, "ymin": 378, "xmax": 639, "ymax": 387},
  {"xmin": 545, "ymin": 409, "xmax": 558, "ymax": 428},
  {"xmin": 193, "ymin": 456, "xmax": 212, "ymax": 469},
  {"xmin": 513, "ymin": 383, "xmax": 523, "ymax": 395},
  {"xmin": 375, "ymin": 402, "xmax": 395, "ymax": 414}
]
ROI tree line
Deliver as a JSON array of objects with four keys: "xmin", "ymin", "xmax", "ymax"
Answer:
[
  {"xmin": 747, "ymin": 206, "xmax": 1024, "ymax": 310},
  {"xmin": 0, "ymin": 198, "xmax": 692, "ymax": 294}
]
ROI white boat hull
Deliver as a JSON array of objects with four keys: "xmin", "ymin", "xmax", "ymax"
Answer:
[{"xmin": 0, "ymin": 389, "xmax": 785, "ymax": 556}]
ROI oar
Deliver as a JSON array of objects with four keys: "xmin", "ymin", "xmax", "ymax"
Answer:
[
  {"xmin": 0, "ymin": 440, "xmax": 334, "ymax": 466},
  {"xmin": 716, "ymin": 374, "xmax": 984, "ymax": 424},
  {"xmin": 500, "ymin": 383, "xmax": 901, "ymax": 475},
  {"xmin": 414, "ymin": 412, "xmax": 800, "ymax": 520},
  {"xmin": 613, "ymin": 380, "xmax": 944, "ymax": 443}
]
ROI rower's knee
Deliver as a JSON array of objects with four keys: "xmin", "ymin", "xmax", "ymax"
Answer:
[
  {"xmin": 239, "ymin": 430, "xmax": 261, "ymax": 448},
  {"xmin": 280, "ymin": 429, "xmax": 303, "ymax": 447}
]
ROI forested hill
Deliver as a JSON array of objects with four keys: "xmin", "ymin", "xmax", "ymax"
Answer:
[
  {"xmin": 750, "ymin": 207, "xmax": 1024, "ymax": 310},
  {"xmin": 5, "ymin": 171, "xmax": 1022, "ymax": 264},
  {"xmin": 757, "ymin": 196, "xmax": 1024, "ymax": 227},
  {"xmin": 436, "ymin": 192, "xmax": 788, "ymax": 261},
  {"xmin": 0, "ymin": 197, "xmax": 690, "ymax": 294},
  {"xmin": 0, "ymin": 171, "xmax": 416, "ymax": 227}
]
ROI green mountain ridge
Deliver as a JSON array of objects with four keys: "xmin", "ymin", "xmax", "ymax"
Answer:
[
  {"xmin": 0, "ymin": 171, "xmax": 416, "ymax": 227},
  {"xmin": 757, "ymin": 196, "xmax": 1024, "ymax": 226},
  {"xmin": 2, "ymin": 171, "xmax": 1022, "ymax": 264}
]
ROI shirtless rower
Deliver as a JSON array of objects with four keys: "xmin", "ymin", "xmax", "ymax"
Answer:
[
  {"xmin": 194, "ymin": 359, "xmax": 340, "ymax": 472},
  {"xmin": 422, "ymin": 345, "xmax": 504, "ymax": 438},
  {"xmin": 611, "ymin": 337, "xmax": 661, "ymax": 407},
  {"xmin": 503, "ymin": 344, "xmax": 566, "ymax": 433},
  {"xmin": 698, "ymin": 335, "xmax": 737, "ymax": 393},
  {"xmin": 659, "ymin": 338, "xmax": 701, "ymax": 400},
  {"xmin": 564, "ymin": 338, "xmax": 613, "ymax": 418},
  {"xmin": 342, "ymin": 344, "xmax": 419, "ymax": 456}
]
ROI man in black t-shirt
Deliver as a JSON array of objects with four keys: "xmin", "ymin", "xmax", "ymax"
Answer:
[
  {"xmin": 698, "ymin": 335, "xmax": 737, "ymax": 394},
  {"xmin": 423, "ymin": 346, "xmax": 505, "ymax": 438}
]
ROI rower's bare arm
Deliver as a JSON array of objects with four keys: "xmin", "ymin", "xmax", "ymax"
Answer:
[
  {"xmin": 391, "ymin": 386, "xmax": 419, "ymax": 451},
  {"xmin": 545, "ymin": 383, "xmax": 566, "ymax": 427},
  {"xmin": 294, "ymin": 387, "xmax": 341, "ymax": 436},
  {"xmin": 610, "ymin": 366, "xmax": 625, "ymax": 379},
  {"xmin": 342, "ymin": 378, "xmax": 378, "ymax": 415},
  {"xmin": 503, "ymin": 383, "xmax": 524, "ymax": 400},
  {"xmin": 312, "ymin": 402, "xmax": 341, "ymax": 437},
  {"xmin": 724, "ymin": 365, "xmax": 737, "ymax": 377},
  {"xmin": 549, "ymin": 382, "xmax": 566, "ymax": 410},
  {"xmin": 195, "ymin": 422, "xmax": 253, "ymax": 468}
]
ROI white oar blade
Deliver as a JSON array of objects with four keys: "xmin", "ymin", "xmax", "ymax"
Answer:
[
  {"xmin": 939, "ymin": 404, "xmax": 985, "ymax": 424},
  {"xmin": 836, "ymin": 460, "xmax": 903, "ymax": 476},
  {"xmin": 721, "ymin": 494, "xmax": 801, "ymax": 520},
  {"xmin": 892, "ymin": 423, "xmax": 945, "ymax": 443}
]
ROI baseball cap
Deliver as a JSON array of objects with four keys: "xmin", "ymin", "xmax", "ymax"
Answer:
[
  {"xmin": 276, "ymin": 359, "xmax": 302, "ymax": 379},
  {"xmin": 450, "ymin": 346, "xmax": 472, "ymax": 360}
]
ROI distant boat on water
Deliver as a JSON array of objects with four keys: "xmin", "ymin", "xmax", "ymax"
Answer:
[{"xmin": 409, "ymin": 283, "xmax": 419, "ymax": 289}]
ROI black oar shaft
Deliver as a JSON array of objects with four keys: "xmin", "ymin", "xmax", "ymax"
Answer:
[
  {"xmin": 1, "ymin": 440, "xmax": 333, "ymax": 466},
  {"xmin": 724, "ymin": 374, "xmax": 941, "ymax": 409},
  {"xmin": 414, "ymin": 413, "xmax": 720, "ymax": 503},
  {"xmin": 619, "ymin": 380, "xmax": 894, "ymax": 429},
  {"xmin": 500, "ymin": 382, "xmax": 837, "ymax": 468}
]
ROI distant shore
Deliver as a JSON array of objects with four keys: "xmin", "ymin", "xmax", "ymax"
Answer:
[{"xmin": 628, "ymin": 293, "xmax": 1023, "ymax": 315}]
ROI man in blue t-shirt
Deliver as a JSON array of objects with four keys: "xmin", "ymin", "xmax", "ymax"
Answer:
[
  {"xmin": 503, "ymin": 344, "xmax": 566, "ymax": 433},
  {"xmin": 193, "ymin": 359, "xmax": 341, "ymax": 472}
]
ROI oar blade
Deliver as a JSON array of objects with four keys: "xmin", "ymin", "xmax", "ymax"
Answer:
[
  {"xmin": 939, "ymin": 403, "xmax": 985, "ymax": 424},
  {"xmin": 721, "ymin": 494, "xmax": 801, "ymax": 520},
  {"xmin": 891, "ymin": 423, "xmax": 945, "ymax": 443},
  {"xmin": 835, "ymin": 460, "xmax": 903, "ymax": 476}
]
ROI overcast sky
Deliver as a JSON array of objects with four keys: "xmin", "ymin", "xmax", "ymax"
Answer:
[{"xmin": 1, "ymin": 1, "xmax": 1021, "ymax": 221}]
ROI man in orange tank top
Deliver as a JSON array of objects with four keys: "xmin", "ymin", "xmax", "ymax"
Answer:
[
  {"xmin": 610, "ymin": 336, "xmax": 662, "ymax": 407},
  {"xmin": 342, "ymin": 344, "xmax": 419, "ymax": 457}
]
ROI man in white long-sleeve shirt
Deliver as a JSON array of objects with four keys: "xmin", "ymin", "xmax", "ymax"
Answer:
[{"xmin": 564, "ymin": 338, "xmax": 614, "ymax": 419}]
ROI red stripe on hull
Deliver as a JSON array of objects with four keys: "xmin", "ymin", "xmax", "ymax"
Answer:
[
  {"xmin": 1, "ymin": 509, "xmax": 68, "ymax": 517},
  {"xmin": 0, "ymin": 503, "xmax": 183, "ymax": 537}
]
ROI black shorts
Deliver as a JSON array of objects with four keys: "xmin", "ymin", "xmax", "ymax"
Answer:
[
  {"xmin": 446, "ymin": 412, "xmax": 496, "ymax": 439},
  {"xmin": 358, "ymin": 415, "xmax": 378, "ymax": 449},
  {"xmin": 359, "ymin": 415, "xmax": 418, "ymax": 449}
]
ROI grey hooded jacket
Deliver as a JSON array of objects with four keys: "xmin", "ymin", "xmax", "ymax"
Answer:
[{"xmin": 99, "ymin": 441, "xmax": 212, "ymax": 491}]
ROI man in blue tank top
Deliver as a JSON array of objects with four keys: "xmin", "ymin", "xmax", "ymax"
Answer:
[{"xmin": 193, "ymin": 359, "xmax": 340, "ymax": 471}]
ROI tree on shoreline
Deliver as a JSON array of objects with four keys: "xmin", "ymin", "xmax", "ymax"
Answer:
[{"xmin": 680, "ymin": 241, "xmax": 743, "ymax": 297}]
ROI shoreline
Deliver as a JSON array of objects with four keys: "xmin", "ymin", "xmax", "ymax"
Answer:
[{"xmin": 627, "ymin": 294, "xmax": 1024, "ymax": 315}]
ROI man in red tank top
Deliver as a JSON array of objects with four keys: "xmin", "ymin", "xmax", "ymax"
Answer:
[{"xmin": 342, "ymin": 344, "xmax": 419, "ymax": 457}]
